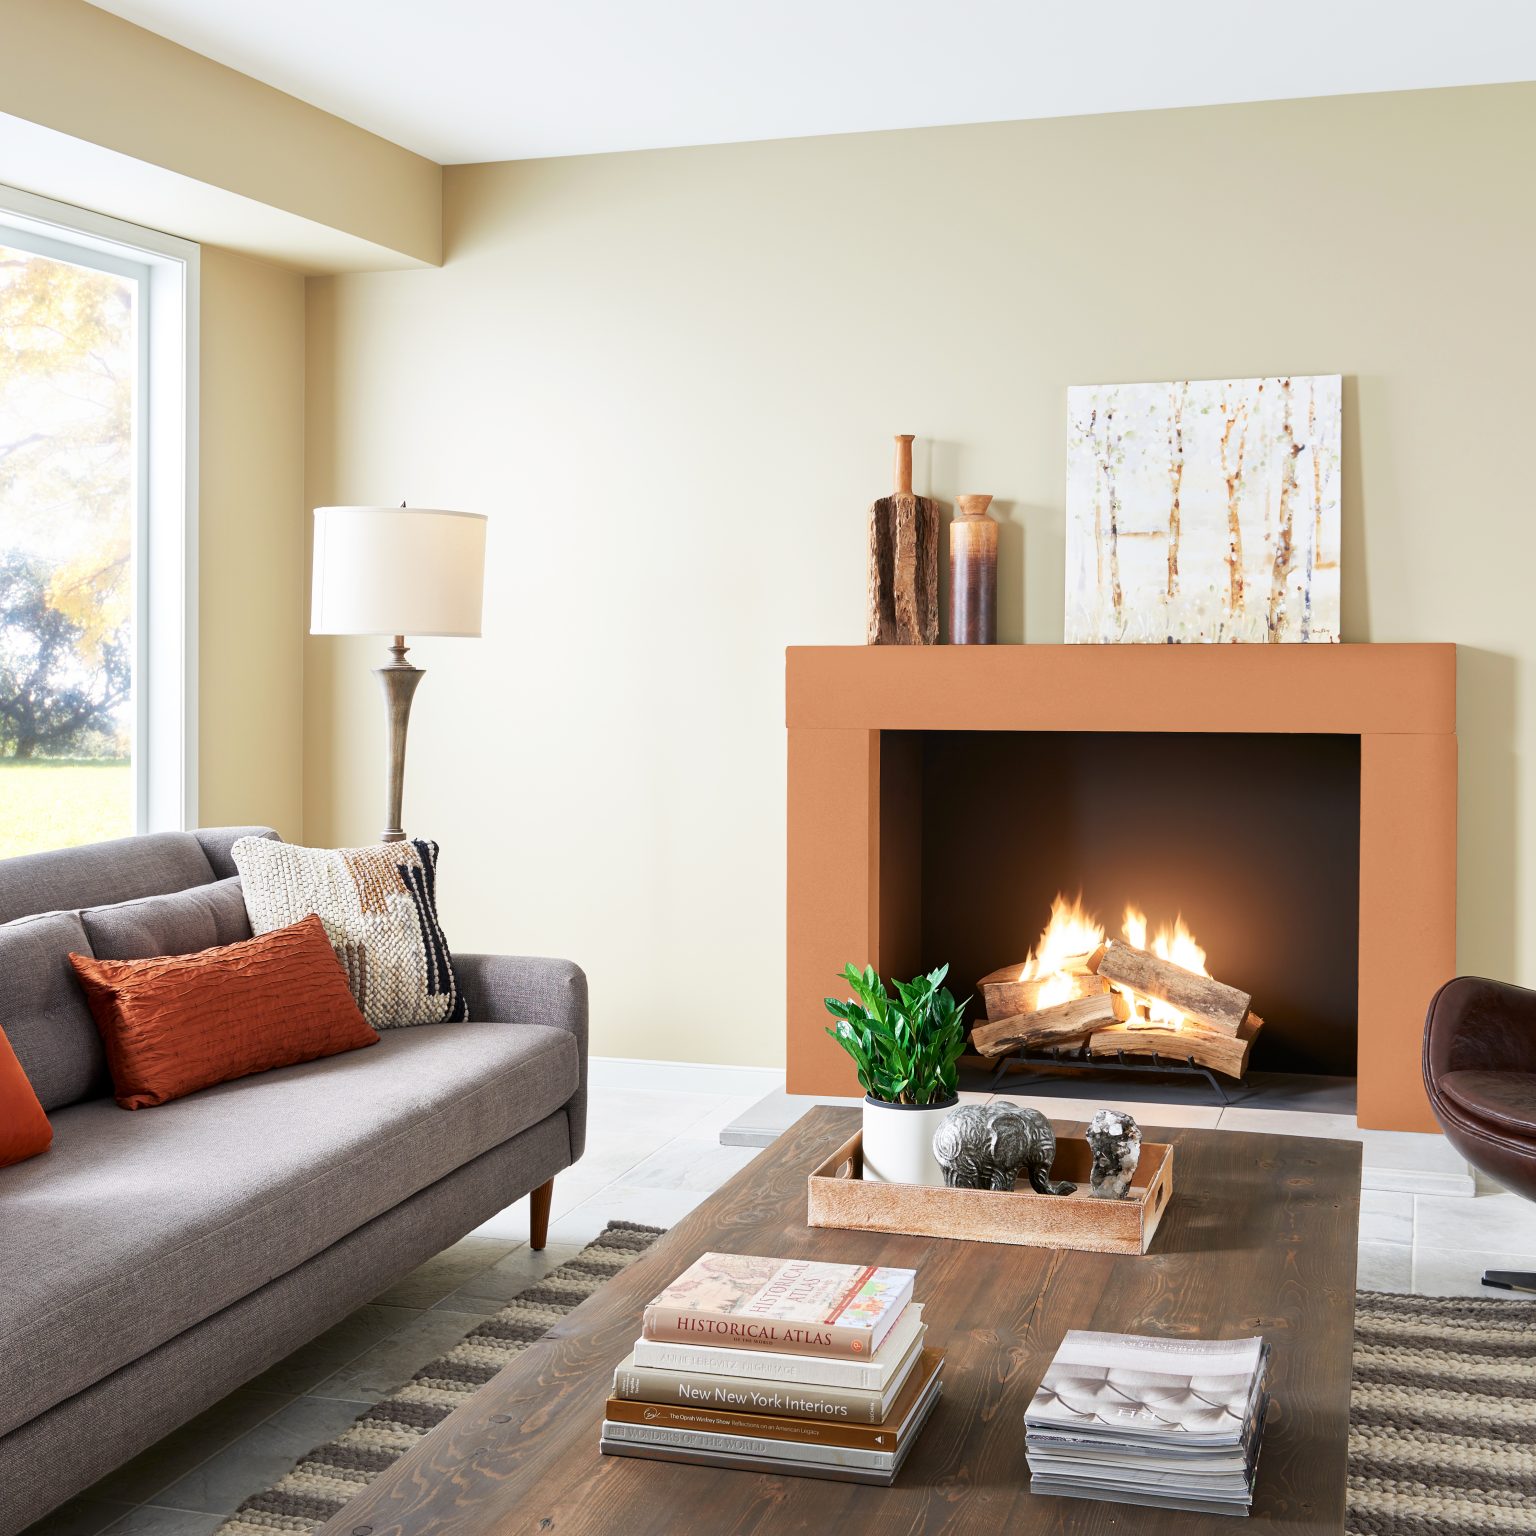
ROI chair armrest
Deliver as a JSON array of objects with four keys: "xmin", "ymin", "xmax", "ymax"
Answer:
[
  {"xmin": 456, "ymin": 953, "xmax": 588, "ymax": 1162},
  {"xmin": 1425, "ymin": 975, "xmax": 1536, "ymax": 1085}
]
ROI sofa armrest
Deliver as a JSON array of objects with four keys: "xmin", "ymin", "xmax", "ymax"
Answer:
[{"xmin": 456, "ymin": 953, "xmax": 588, "ymax": 1162}]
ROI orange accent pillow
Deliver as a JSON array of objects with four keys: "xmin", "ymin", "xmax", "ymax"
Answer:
[
  {"xmin": 0, "ymin": 1025, "xmax": 52, "ymax": 1166},
  {"xmin": 69, "ymin": 913, "xmax": 379, "ymax": 1110}
]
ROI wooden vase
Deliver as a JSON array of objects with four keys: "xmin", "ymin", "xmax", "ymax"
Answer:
[
  {"xmin": 949, "ymin": 494, "xmax": 997, "ymax": 644},
  {"xmin": 866, "ymin": 435, "xmax": 940, "ymax": 645}
]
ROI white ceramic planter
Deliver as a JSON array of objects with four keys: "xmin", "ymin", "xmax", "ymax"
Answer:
[{"xmin": 861, "ymin": 1094, "xmax": 958, "ymax": 1187}]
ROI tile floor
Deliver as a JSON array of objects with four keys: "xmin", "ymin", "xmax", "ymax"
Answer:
[{"xmin": 22, "ymin": 1080, "xmax": 1531, "ymax": 1535}]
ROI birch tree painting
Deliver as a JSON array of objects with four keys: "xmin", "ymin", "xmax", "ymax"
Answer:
[{"xmin": 1066, "ymin": 375, "xmax": 1342, "ymax": 643}]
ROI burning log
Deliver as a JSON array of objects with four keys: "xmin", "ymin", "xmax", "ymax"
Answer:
[
  {"xmin": 978, "ymin": 956, "xmax": 1099, "ymax": 1022},
  {"xmin": 971, "ymin": 991, "xmax": 1130, "ymax": 1060},
  {"xmin": 1089, "ymin": 940, "xmax": 1251, "ymax": 1037},
  {"xmin": 1087, "ymin": 1014, "xmax": 1264, "ymax": 1080}
]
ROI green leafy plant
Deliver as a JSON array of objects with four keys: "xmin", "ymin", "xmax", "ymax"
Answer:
[{"xmin": 823, "ymin": 963, "xmax": 969, "ymax": 1106}]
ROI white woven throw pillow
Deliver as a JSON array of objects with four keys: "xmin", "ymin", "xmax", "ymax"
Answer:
[{"xmin": 232, "ymin": 837, "xmax": 467, "ymax": 1029}]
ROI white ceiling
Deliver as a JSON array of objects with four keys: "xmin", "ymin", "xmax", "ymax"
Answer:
[{"xmin": 88, "ymin": 0, "xmax": 1536, "ymax": 165}]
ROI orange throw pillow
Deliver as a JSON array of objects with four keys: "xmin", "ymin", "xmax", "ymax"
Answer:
[
  {"xmin": 0, "ymin": 1026, "xmax": 52, "ymax": 1166},
  {"xmin": 69, "ymin": 913, "xmax": 379, "ymax": 1110}
]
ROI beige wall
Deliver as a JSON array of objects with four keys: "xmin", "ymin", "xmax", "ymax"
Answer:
[
  {"xmin": 303, "ymin": 84, "xmax": 1536, "ymax": 1068},
  {"xmin": 199, "ymin": 248, "xmax": 306, "ymax": 836}
]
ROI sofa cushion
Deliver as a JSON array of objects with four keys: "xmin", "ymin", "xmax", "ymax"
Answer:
[
  {"xmin": 1441, "ymin": 1069, "xmax": 1536, "ymax": 1138},
  {"xmin": 70, "ymin": 914, "xmax": 380, "ymax": 1109},
  {"xmin": 0, "ymin": 1019, "xmax": 578, "ymax": 1436},
  {"xmin": 193, "ymin": 825, "xmax": 279, "ymax": 879},
  {"xmin": 0, "ymin": 912, "xmax": 110, "ymax": 1111},
  {"xmin": 81, "ymin": 876, "xmax": 252, "ymax": 960},
  {"xmin": 0, "ymin": 831, "xmax": 216, "ymax": 926}
]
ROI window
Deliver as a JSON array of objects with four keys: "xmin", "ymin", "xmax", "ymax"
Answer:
[{"xmin": 0, "ymin": 188, "xmax": 196, "ymax": 858}]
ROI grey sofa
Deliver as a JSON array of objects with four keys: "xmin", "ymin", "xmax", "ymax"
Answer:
[{"xmin": 0, "ymin": 827, "xmax": 588, "ymax": 1535}]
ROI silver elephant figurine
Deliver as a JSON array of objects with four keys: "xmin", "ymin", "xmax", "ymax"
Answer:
[
  {"xmin": 1086, "ymin": 1108, "xmax": 1142, "ymax": 1199},
  {"xmin": 931, "ymin": 1103, "xmax": 1076, "ymax": 1195}
]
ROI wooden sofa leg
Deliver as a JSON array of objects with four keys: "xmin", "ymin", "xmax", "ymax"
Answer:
[{"xmin": 530, "ymin": 1177, "xmax": 554, "ymax": 1251}]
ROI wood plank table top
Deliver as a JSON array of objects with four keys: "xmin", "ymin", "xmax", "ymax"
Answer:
[{"xmin": 319, "ymin": 1106, "xmax": 1361, "ymax": 1535}]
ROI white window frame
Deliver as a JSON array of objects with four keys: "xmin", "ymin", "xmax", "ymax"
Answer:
[{"xmin": 0, "ymin": 185, "xmax": 199, "ymax": 833}]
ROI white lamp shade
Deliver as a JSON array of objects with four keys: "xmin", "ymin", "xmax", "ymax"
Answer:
[{"xmin": 311, "ymin": 506, "xmax": 487, "ymax": 637}]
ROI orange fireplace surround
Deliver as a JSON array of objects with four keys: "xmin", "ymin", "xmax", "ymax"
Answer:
[{"xmin": 786, "ymin": 644, "xmax": 1456, "ymax": 1133}]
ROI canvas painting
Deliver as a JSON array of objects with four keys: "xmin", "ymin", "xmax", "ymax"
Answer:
[{"xmin": 1066, "ymin": 375, "xmax": 1342, "ymax": 643}]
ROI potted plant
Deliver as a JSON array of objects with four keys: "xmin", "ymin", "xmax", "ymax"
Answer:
[{"xmin": 824, "ymin": 963, "xmax": 969, "ymax": 1187}]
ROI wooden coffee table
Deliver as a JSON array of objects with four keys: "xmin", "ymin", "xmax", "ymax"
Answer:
[{"xmin": 321, "ymin": 1106, "xmax": 1361, "ymax": 1534}]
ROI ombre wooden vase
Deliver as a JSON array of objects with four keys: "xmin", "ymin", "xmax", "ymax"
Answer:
[{"xmin": 949, "ymin": 494, "xmax": 998, "ymax": 644}]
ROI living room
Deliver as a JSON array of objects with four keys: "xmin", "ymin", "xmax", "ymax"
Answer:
[{"xmin": 0, "ymin": 2, "xmax": 1532, "ymax": 1532}]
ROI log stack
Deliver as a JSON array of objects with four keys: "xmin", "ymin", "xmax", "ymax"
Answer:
[{"xmin": 972, "ymin": 940, "xmax": 1262, "ymax": 1079}]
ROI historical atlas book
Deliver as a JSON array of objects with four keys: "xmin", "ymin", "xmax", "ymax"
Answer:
[
  {"xmin": 629, "ymin": 1304, "xmax": 926, "ymax": 1390},
  {"xmin": 641, "ymin": 1253, "xmax": 915, "ymax": 1358}
]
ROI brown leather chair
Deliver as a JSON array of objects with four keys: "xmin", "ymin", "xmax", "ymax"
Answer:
[{"xmin": 1423, "ymin": 975, "xmax": 1536, "ymax": 1292}]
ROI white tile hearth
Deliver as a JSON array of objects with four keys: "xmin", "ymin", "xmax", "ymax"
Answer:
[
  {"xmin": 25, "ymin": 1072, "xmax": 1524, "ymax": 1536},
  {"xmin": 1357, "ymin": 1127, "xmax": 1477, "ymax": 1196}
]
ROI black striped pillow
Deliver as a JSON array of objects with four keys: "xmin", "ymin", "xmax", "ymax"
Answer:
[{"xmin": 231, "ymin": 837, "xmax": 466, "ymax": 1029}]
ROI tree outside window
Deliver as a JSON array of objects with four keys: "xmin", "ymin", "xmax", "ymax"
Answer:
[{"xmin": 0, "ymin": 242, "xmax": 136, "ymax": 855}]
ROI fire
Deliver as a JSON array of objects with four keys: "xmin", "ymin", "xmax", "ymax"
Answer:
[
  {"xmin": 1019, "ymin": 894, "xmax": 1103, "ymax": 981},
  {"xmin": 1019, "ymin": 895, "xmax": 1211, "ymax": 1031}
]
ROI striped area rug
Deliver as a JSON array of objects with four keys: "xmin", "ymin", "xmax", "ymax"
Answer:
[
  {"xmin": 218, "ymin": 1244, "xmax": 1534, "ymax": 1534},
  {"xmin": 216, "ymin": 1221, "xmax": 665, "ymax": 1536},
  {"xmin": 1348, "ymin": 1289, "xmax": 1536, "ymax": 1536}
]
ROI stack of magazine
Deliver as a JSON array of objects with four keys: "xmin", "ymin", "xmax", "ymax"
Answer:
[
  {"xmin": 602, "ymin": 1252, "xmax": 941, "ymax": 1485},
  {"xmin": 1024, "ymin": 1330, "xmax": 1269, "ymax": 1517}
]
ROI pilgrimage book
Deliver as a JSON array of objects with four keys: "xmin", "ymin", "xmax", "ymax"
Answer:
[
  {"xmin": 642, "ymin": 1253, "xmax": 915, "ymax": 1358},
  {"xmin": 630, "ymin": 1303, "xmax": 926, "ymax": 1390},
  {"xmin": 613, "ymin": 1326, "xmax": 926, "ymax": 1424},
  {"xmin": 606, "ymin": 1347, "xmax": 942, "ymax": 1449}
]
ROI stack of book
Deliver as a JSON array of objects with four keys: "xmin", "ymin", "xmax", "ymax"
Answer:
[
  {"xmin": 601, "ymin": 1252, "xmax": 941, "ymax": 1485},
  {"xmin": 1024, "ymin": 1330, "xmax": 1269, "ymax": 1517}
]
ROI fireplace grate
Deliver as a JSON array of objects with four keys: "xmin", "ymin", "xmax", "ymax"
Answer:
[{"xmin": 986, "ymin": 1044, "xmax": 1235, "ymax": 1107}]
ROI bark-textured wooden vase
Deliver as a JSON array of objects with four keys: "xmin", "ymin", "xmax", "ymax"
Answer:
[
  {"xmin": 949, "ymin": 494, "xmax": 998, "ymax": 644},
  {"xmin": 866, "ymin": 434, "xmax": 939, "ymax": 645}
]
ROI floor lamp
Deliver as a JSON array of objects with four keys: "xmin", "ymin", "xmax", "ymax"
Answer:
[{"xmin": 310, "ymin": 505, "xmax": 487, "ymax": 844}]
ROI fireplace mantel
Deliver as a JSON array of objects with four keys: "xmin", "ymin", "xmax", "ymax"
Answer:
[{"xmin": 786, "ymin": 643, "xmax": 1456, "ymax": 1132}]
